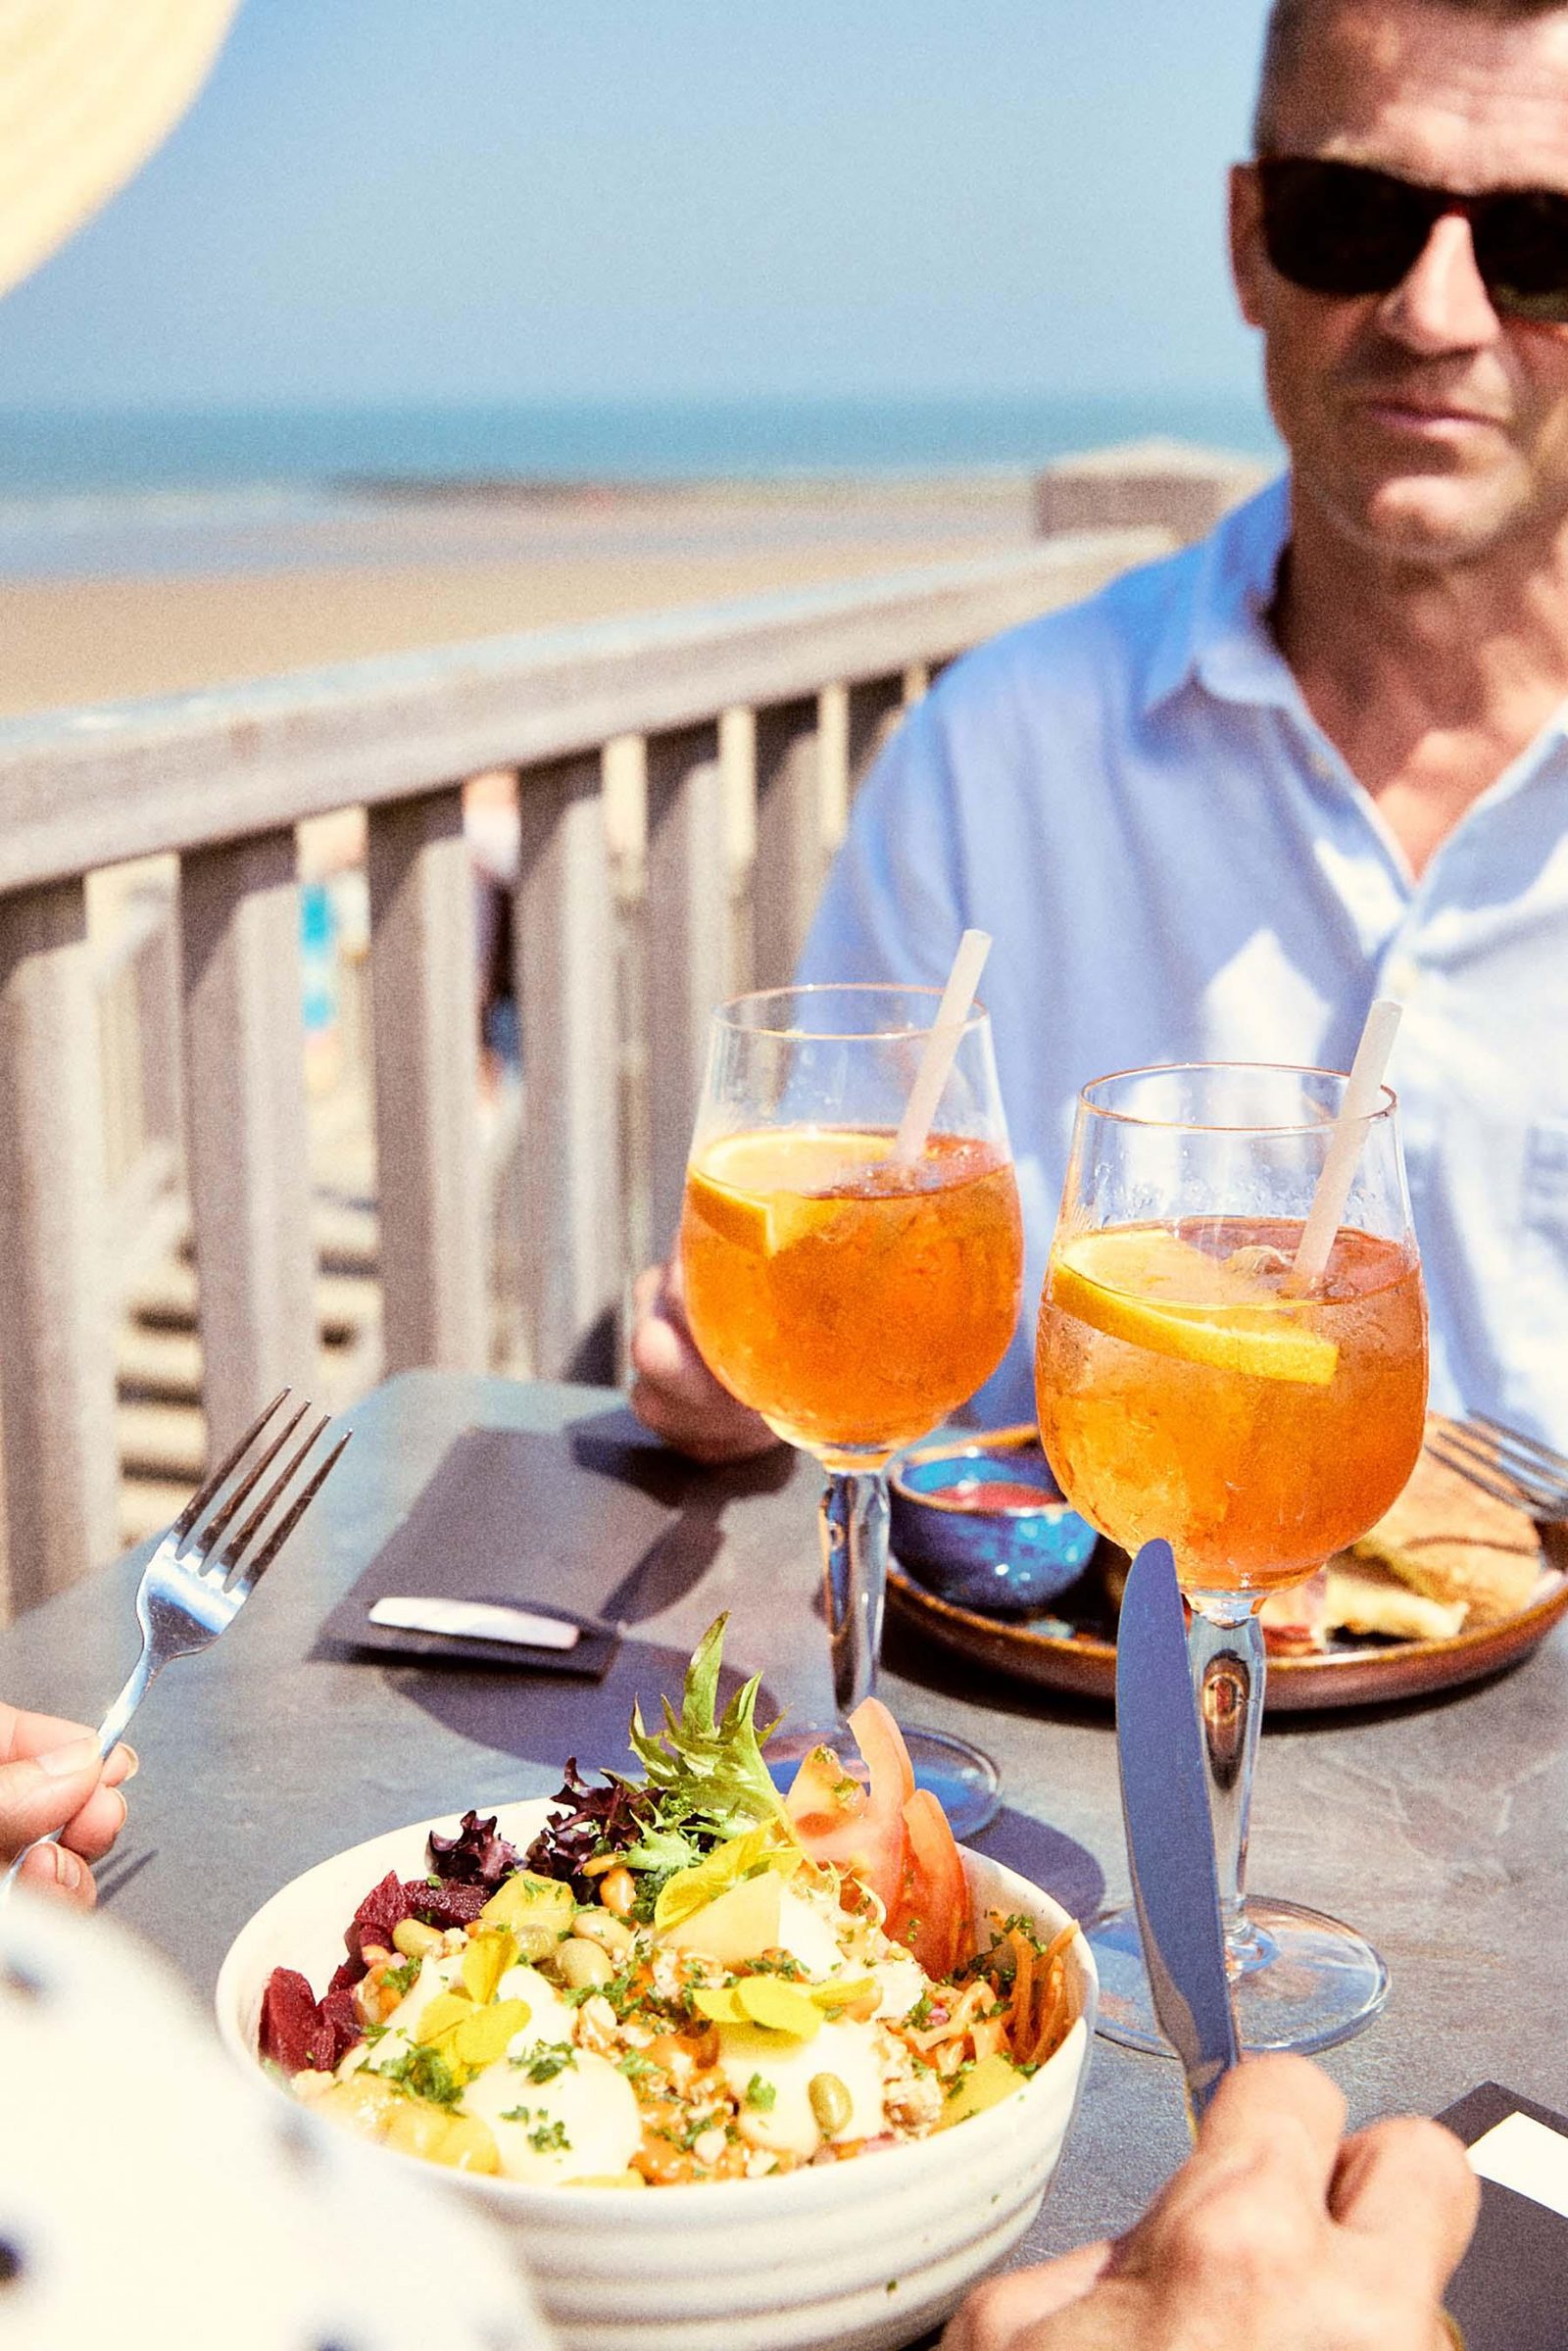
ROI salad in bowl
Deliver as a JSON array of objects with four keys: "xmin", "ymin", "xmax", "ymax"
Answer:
[{"xmin": 256, "ymin": 1619, "xmax": 1079, "ymax": 2190}]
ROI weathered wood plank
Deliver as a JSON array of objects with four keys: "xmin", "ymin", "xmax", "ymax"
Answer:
[
  {"xmin": 752, "ymin": 697, "xmax": 826, "ymax": 994},
  {"xmin": 0, "ymin": 534, "xmax": 1174, "ymax": 893},
  {"xmin": 0, "ymin": 881, "xmax": 118, "ymax": 1612},
  {"xmin": 514, "ymin": 755, "xmax": 622, "ymax": 1379},
  {"xmin": 644, "ymin": 721, "xmax": 726, "ymax": 1254},
  {"xmin": 367, "ymin": 788, "xmax": 487, "ymax": 1374},
  {"xmin": 179, "ymin": 833, "xmax": 318, "ymax": 1459}
]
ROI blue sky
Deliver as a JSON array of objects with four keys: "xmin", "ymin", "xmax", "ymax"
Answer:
[{"xmin": 0, "ymin": 0, "xmax": 1276, "ymax": 409}]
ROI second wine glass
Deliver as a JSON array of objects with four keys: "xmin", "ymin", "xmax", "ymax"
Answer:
[
  {"xmin": 1035, "ymin": 1061, "xmax": 1428, "ymax": 2052},
  {"xmin": 678, "ymin": 983, "xmax": 1024, "ymax": 1836}
]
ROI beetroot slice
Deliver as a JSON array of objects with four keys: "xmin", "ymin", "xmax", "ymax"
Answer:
[
  {"xmin": 259, "ymin": 1966, "xmax": 365, "ymax": 2075},
  {"xmin": 260, "ymin": 1968, "xmax": 329, "ymax": 2076},
  {"xmin": 318, "ymin": 1985, "xmax": 364, "ymax": 2067},
  {"xmin": 406, "ymin": 1877, "xmax": 490, "ymax": 1932},
  {"xmin": 346, "ymin": 1868, "xmax": 415, "ymax": 1960}
]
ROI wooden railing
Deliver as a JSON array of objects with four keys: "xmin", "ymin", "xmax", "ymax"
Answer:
[{"xmin": 0, "ymin": 497, "xmax": 1207, "ymax": 1615}]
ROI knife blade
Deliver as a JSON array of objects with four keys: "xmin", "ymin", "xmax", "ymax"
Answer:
[
  {"xmin": 1116, "ymin": 1537, "xmax": 1239, "ymax": 2128},
  {"xmin": 368, "ymin": 1597, "xmax": 581, "ymax": 1651}
]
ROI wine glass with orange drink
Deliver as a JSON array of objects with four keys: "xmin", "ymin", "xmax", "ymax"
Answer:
[
  {"xmin": 1035, "ymin": 1060, "xmax": 1427, "ymax": 2052},
  {"xmin": 678, "ymin": 982, "xmax": 1024, "ymax": 1835}
]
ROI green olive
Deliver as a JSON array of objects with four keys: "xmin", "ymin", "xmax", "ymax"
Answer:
[
  {"xmin": 558, "ymin": 1936, "xmax": 615, "ymax": 1990},
  {"xmin": 808, "ymin": 2073, "xmax": 853, "ymax": 2136}
]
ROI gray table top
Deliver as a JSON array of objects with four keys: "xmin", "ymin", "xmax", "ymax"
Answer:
[{"xmin": 5, "ymin": 1368, "xmax": 1565, "ymax": 2272}]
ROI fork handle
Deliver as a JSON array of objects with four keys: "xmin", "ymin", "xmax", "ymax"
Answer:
[{"xmin": 0, "ymin": 1643, "xmax": 161, "ymax": 1900}]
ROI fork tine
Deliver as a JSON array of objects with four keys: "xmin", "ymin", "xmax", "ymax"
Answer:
[
  {"xmin": 187, "ymin": 1399, "xmax": 313, "ymax": 1567},
  {"xmin": 1473, "ymin": 1414, "xmax": 1568, "ymax": 1485},
  {"xmin": 216, "ymin": 1414, "xmax": 337, "ymax": 1586},
  {"xmin": 1425, "ymin": 1436, "xmax": 1543, "ymax": 1510},
  {"xmin": 226, "ymin": 1430, "xmax": 352, "ymax": 1589},
  {"xmin": 1434, "ymin": 1418, "xmax": 1568, "ymax": 1501},
  {"xmin": 172, "ymin": 1387, "xmax": 291, "ymax": 1541}
]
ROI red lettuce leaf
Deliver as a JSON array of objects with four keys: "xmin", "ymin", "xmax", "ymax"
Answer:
[{"xmin": 425, "ymin": 1809, "xmax": 518, "ymax": 1886}]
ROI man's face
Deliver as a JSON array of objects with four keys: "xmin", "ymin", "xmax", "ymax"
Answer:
[{"xmin": 1231, "ymin": 0, "xmax": 1568, "ymax": 567}]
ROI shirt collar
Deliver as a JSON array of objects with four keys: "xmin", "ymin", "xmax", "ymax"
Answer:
[
  {"xmin": 1140, "ymin": 473, "xmax": 1296, "ymax": 718},
  {"xmin": 1138, "ymin": 472, "xmax": 1568, "ymax": 770}
]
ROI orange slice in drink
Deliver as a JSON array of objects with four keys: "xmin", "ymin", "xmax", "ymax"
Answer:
[
  {"xmin": 686, "ymin": 1129, "xmax": 892, "ymax": 1257},
  {"xmin": 1050, "ymin": 1229, "xmax": 1339, "ymax": 1387}
]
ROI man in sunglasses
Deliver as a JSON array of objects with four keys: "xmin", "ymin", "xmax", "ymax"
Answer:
[{"xmin": 631, "ymin": 0, "xmax": 1568, "ymax": 1494}]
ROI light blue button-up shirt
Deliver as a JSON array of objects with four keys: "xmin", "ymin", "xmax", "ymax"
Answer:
[{"xmin": 799, "ymin": 478, "xmax": 1568, "ymax": 1445}]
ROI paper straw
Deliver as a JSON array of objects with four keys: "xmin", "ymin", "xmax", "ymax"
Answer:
[
  {"xmin": 1286, "ymin": 998, "xmax": 1403, "ymax": 1293},
  {"xmin": 892, "ymin": 929, "xmax": 992, "ymax": 1166}
]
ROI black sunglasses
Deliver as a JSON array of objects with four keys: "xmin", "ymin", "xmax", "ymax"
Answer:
[{"xmin": 1256, "ymin": 156, "xmax": 1568, "ymax": 323}]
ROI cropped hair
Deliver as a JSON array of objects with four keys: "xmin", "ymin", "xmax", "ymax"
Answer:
[{"xmin": 1254, "ymin": 0, "xmax": 1568, "ymax": 147}]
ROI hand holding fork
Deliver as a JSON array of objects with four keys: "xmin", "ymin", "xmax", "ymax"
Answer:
[{"xmin": 1, "ymin": 1390, "xmax": 349, "ymax": 1904}]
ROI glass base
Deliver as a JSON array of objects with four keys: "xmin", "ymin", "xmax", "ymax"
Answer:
[
  {"xmin": 1091, "ymin": 1895, "xmax": 1389, "ymax": 2057},
  {"xmin": 765, "ymin": 1720, "xmax": 1003, "ymax": 1840}
]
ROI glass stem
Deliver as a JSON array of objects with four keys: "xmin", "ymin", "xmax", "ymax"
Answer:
[
  {"xmin": 820, "ymin": 1470, "xmax": 889, "ymax": 1722},
  {"xmin": 1188, "ymin": 1597, "xmax": 1267, "ymax": 1972}
]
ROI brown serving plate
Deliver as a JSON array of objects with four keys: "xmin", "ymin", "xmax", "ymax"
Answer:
[{"xmin": 888, "ymin": 1522, "xmax": 1568, "ymax": 1712}]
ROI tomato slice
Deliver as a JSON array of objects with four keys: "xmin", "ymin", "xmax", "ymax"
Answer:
[
  {"xmin": 783, "ymin": 1742, "xmax": 866, "ymax": 1835},
  {"xmin": 848, "ymin": 1696, "xmax": 916, "ymax": 1810},
  {"xmin": 888, "ymin": 1788, "xmax": 970, "ymax": 1979},
  {"xmin": 782, "ymin": 1697, "xmax": 914, "ymax": 1914}
]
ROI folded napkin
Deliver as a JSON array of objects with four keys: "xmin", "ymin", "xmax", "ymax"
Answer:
[
  {"xmin": 319, "ymin": 1422, "xmax": 696, "ymax": 1675},
  {"xmin": 1439, "ymin": 2082, "xmax": 1568, "ymax": 2351}
]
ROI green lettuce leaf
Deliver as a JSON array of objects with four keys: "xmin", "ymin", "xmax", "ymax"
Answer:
[{"xmin": 627, "ymin": 1614, "xmax": 789, "ymax": 1844}]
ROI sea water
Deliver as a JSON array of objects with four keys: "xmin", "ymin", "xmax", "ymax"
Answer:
[{"xmin": 0, "ymin": 391, "xmax": 1278, "ymax": 578}]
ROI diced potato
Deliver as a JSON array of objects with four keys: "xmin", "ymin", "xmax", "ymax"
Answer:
[
  {"xmin": 311, "ymin": 2074, "xmax": 403, "ymax": 2140},
  {"xmin": 430, "ymin": 2114, "xmax": 501, "ymax": 2174},
  {"xmin": 480, "ymin": 1872, "xmax": 575, "ymax": 1941},
  {"xmin": 938, "ymin": 2053, "xmax": 1027, "ymax": 2129},
  {"xmin": 383, "ymin": 2100, "xmax": 458, "ymax": 2160},
  {"xmin": 662, "ymin": 1877, "xmax": 843, "ymax": 1976}
]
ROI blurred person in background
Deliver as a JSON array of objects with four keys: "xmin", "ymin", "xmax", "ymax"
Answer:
[{"xmin": 632, "ymin": 0, "xmax": 1568, "ymax": 1468}]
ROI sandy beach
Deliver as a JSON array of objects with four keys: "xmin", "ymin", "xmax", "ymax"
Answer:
[{"xmin": 0, "ymin": 475, "xmax": 1037, "ymax": 717}]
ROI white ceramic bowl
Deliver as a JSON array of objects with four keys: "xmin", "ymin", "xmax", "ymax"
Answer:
[{"xmin": 216, "ymin": 1799, "xmax": 1097, "ymax": 2351}]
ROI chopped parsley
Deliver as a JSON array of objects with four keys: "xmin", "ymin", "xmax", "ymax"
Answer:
[
  {"xmin": 370, "ymin": 2045, "xmax": 463, "ymax": 2108},
  {"xmin": 500, "ymin": 2102, "xmax": 571, "ymax": 2152},
  {"xmin": 380, "ymin": 1956, "xmax": 420, "ymax": 1999},
  {"xmin": 743, "ymin": 2074, "xmax": 777, "ymax": 2112},
  {"xmin": 518, "ymin": 2041, "xmax": 576, "ymax": 2083}
]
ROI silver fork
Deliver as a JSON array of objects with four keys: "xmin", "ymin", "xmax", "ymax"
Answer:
[
  {"xmin": 2, "ymin": 1388, "xmax": 350, "ymax": 1899},
  {"xmin": 1425, "ymin": 1413, "xmax": 1568, "ymax": 1520}
]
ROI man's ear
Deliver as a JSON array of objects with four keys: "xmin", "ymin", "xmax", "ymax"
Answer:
[{"xmin": 1229, "ymin": 161, "xmax": 1267, "ymax": 326}]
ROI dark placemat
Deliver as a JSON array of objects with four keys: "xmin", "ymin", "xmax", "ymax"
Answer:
[
  {"xmin": 1439, "ymin": 2082, "xmax": 1568, "ymax": 2351},
  {"xmin": 318, "ymin": 1425, "xmax": 685, "ymax": 1674}
]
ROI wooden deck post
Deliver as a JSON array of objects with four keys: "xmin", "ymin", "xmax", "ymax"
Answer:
[
  {"xmin": 0, "ymin": 881, "xmax": 118, "ymax": 1612},
  {"xmin": 514, "ymin": 755, "xmax": 622, "ymax": 1378},
  {"xmin": 752, "ymin": 696, "xmax": 825, "ymax": 993},
  {"xmin": 368, "ymin": 788, "xmax": 488, "ymax": 1374},
  {"xmin": 644, "ymin": 721, "xmax": 726, "ymax": 1255},
  {"xmin": 180, "ymin": 834, "xmax": 318, "ymax": 1459}
]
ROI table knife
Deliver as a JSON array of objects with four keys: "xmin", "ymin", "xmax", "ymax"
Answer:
[
  {"xmin": 368, "ymin": 1596, "xmax": 581, "ymax": 1650},
  {"xmin": 1116, "ymin": 1537, "xmax": 1239, "ymax": 2129}
]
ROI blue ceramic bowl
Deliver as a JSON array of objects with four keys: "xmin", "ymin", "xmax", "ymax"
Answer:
[{"xmin": 889, "ymin": 1427, "xmax": 1099, "ymax": 1615}]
